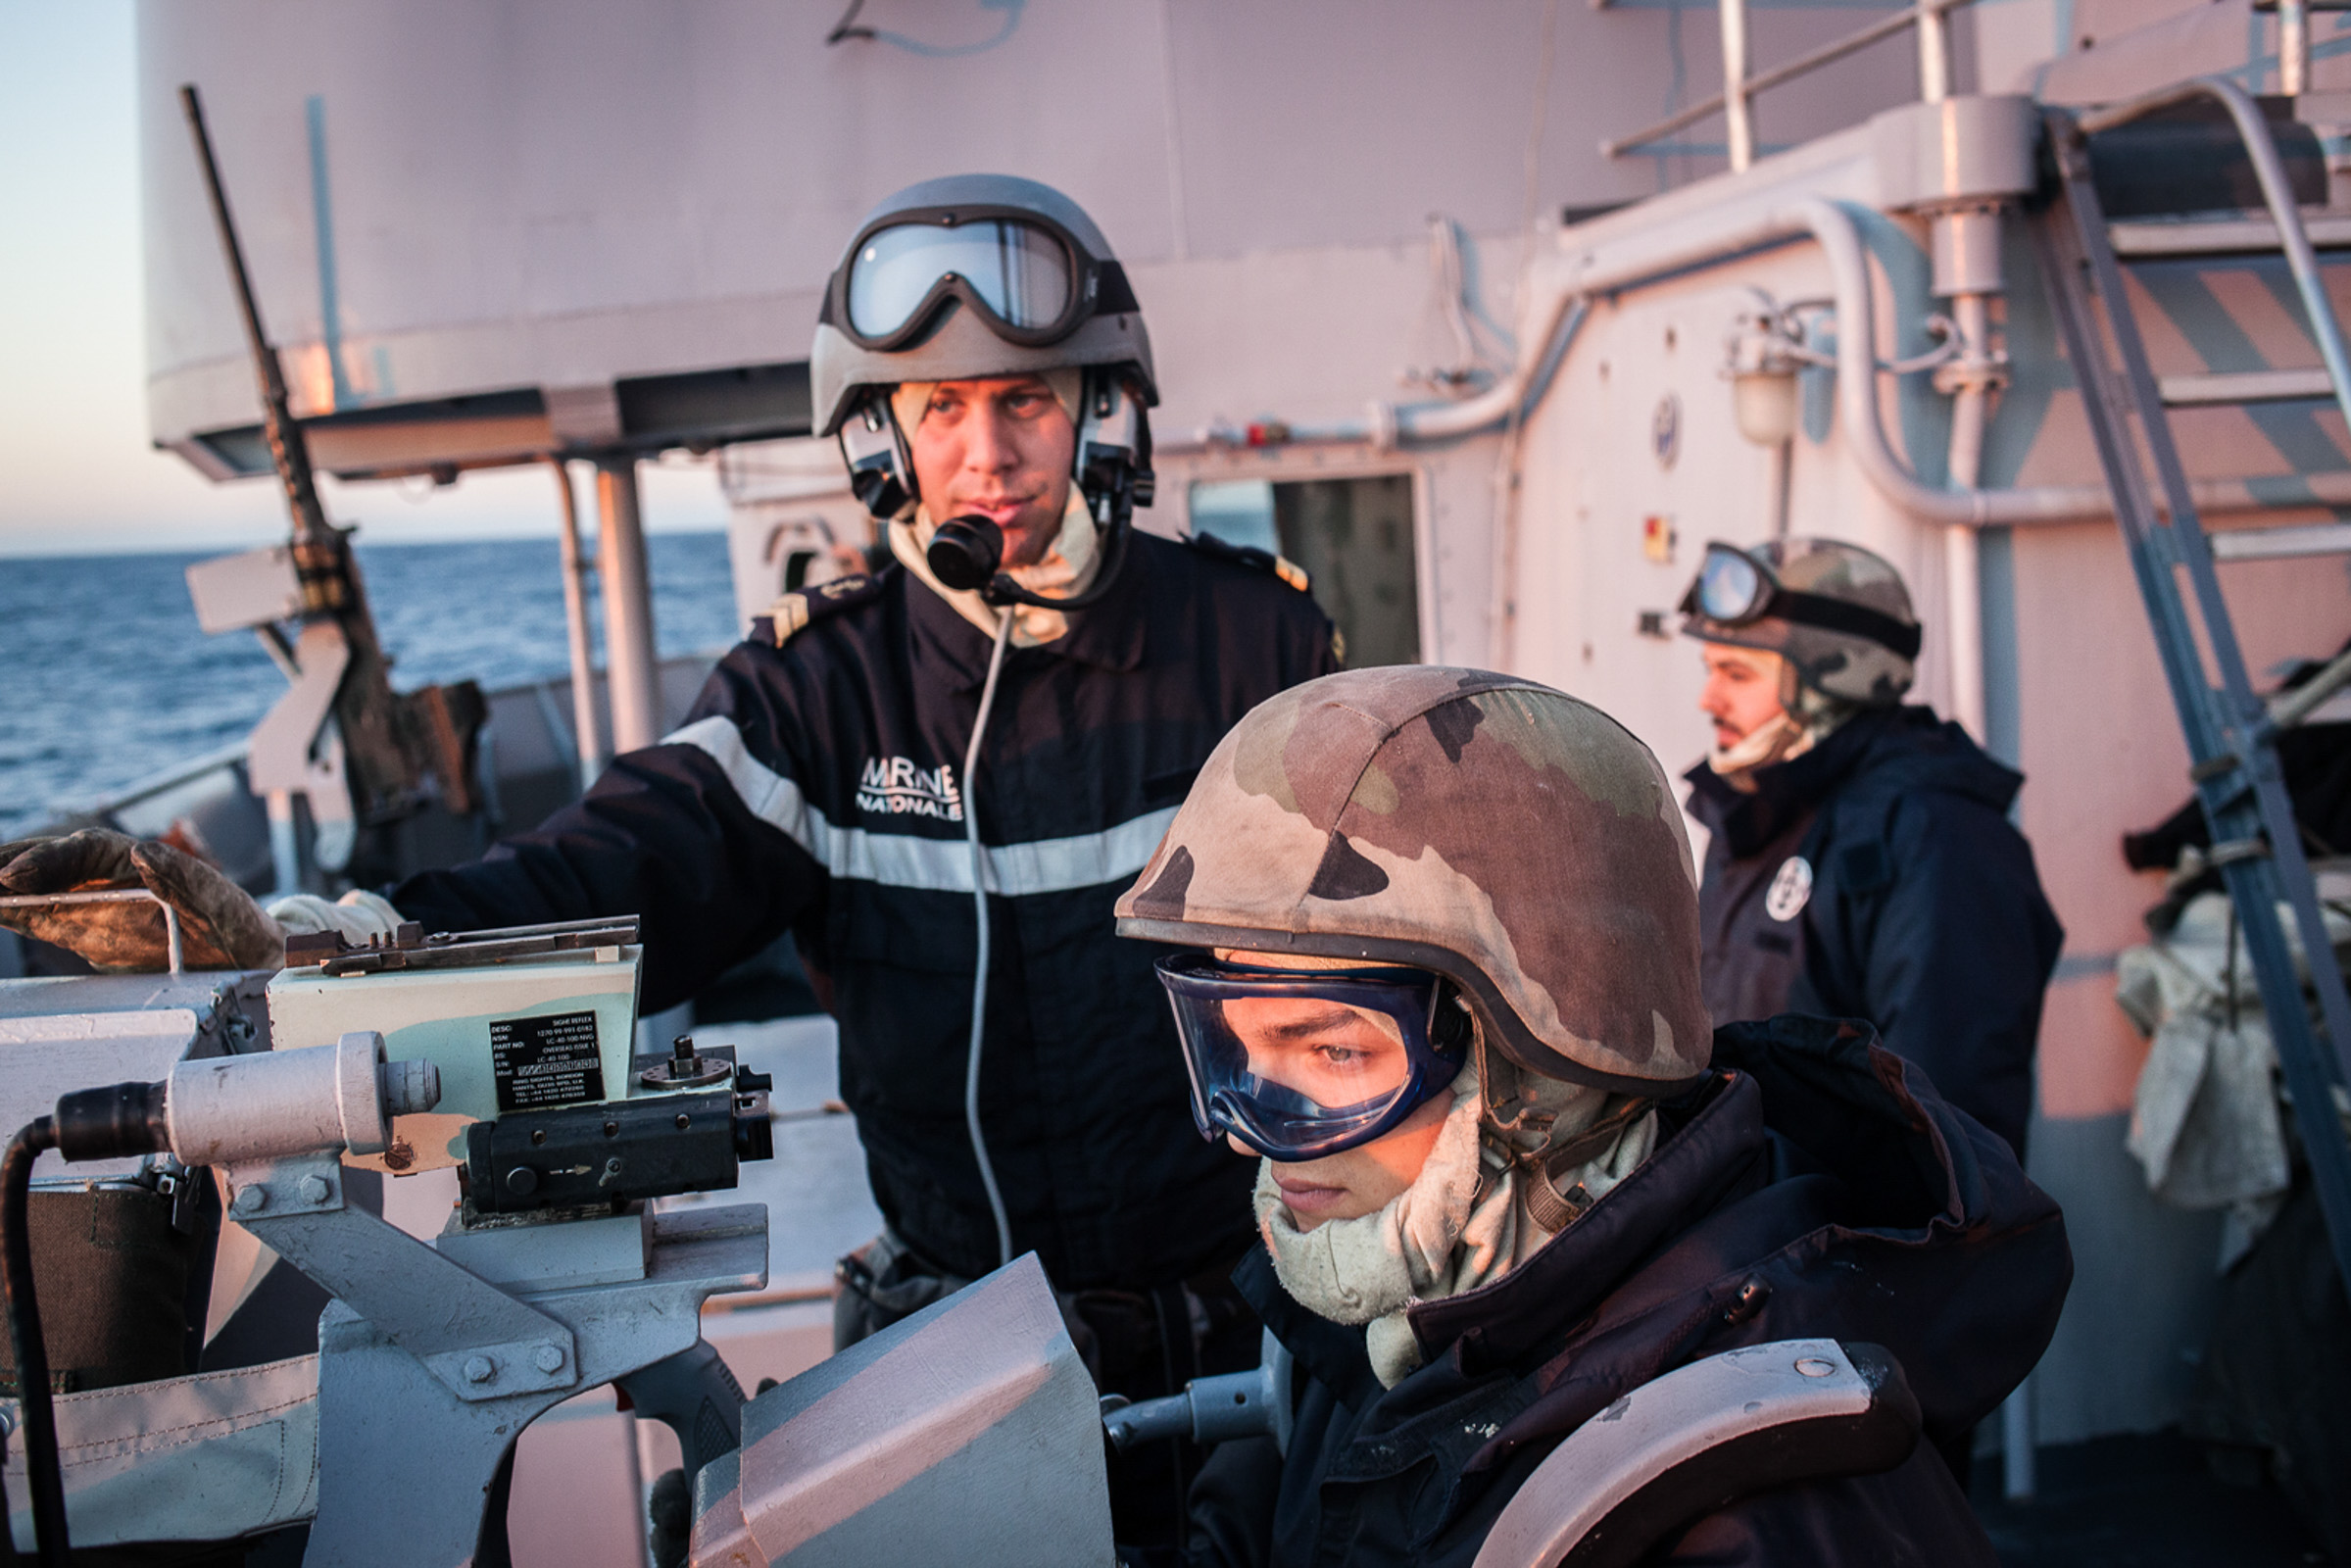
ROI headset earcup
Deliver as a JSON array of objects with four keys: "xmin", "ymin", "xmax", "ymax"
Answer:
[
  {"xmin": 849, "ymin": 464, "xmax": 909, "ymax": 521},
  {"xmin": 837, "ymin": 391, "xmax": 921, "ymax": 522}
]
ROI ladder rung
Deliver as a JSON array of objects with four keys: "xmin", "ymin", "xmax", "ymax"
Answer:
[
  {"xmin": 2110, "ymin": 215, "xmax": 2351, "ymax": 257},
  {"xmin": 2160, "ymin": 368, "xmax": 2340, "ymax": 406},
  {"xmin": 2211, "ymin": 521, "xmax": 2351, "ymax": 561}
]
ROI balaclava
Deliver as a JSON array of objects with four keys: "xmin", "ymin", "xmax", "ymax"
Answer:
[{"xmin": 1243, "ymin": 953, "xmax": 1661, "ymax": 1387}]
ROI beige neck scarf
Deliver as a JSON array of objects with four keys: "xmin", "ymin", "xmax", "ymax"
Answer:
[
  {"xmin": 1705, "ymin": 655, "xmax": 1857, "ymax": 792},
  {"xmin": 1256, "ymin": 1064, "xmax": 1658, "ymax": 1388},
  {"xmin": 1708, "ymin": 709, "xmax": 1814, "ymax": 788},
  {"xmin": 890, "ymin": 490, "xmax": 1101, "ymax": 649}
]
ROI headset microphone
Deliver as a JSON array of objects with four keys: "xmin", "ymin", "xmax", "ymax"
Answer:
[{"xmin": 926, "ymin": 515, "xmax": 1006, "ymax": 593}]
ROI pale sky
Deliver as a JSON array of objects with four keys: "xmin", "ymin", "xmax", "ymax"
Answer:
[{"xmin": 0, "ymin": 0, "xmax": 724, "ymax": 557}]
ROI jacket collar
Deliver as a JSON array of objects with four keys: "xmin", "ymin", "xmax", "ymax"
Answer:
[
  {"xmin": 901, "ymin": 539, "xmax": 1149, "ymax": 692},
  {"xmin": 1405, "ymin": 1069, "xmax": 1770, "ymax": 1375},
  {"xmin": 1233, "ymin": 1243, "xmax": 1378, "ymax": 1397}
]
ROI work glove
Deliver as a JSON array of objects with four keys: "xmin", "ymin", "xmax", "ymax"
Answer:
[
  {"xmin": 267, "ymin": 889, "xmax": 405, "ymax": 947},
  {"xmin": 0, "ymin": 828, "xmax": 284, "ymax": 971}
]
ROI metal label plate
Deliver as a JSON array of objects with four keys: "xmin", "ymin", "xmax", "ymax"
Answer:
[{"xmin": 489, "ymin": 1009, "xmax": 606, "ymax": 1111}]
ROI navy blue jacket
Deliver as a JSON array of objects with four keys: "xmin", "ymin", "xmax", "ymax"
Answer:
[
  {"xmin": 1185, "ymin": 1016, "xmax": 2073, "ymax": 1567},
  {"xmin": 1683, "ymin": 708, "xmax": 2063, "ymax": 1158},
  {"xmin": 394, "ymin": 533, "xmax": 1339, "ymax": 1289}
]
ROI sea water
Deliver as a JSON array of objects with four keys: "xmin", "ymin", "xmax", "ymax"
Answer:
[{"xmin": 0, "ymin": 533, "xmax": 738, "ymax": 838}]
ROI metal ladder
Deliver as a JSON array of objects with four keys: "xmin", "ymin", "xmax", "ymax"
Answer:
[{"xmin": 2034, "ymin": 79, "xmax": 2351, "ymax": 1295}]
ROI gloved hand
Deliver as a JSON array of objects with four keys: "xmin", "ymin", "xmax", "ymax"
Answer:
[
  {"xmin": 0, "ymin": 828, "xmax": 285, "ymax": 971},
  {"xmin": 267, "ymin": 889, "xmax": 405, "ymax": 947}
]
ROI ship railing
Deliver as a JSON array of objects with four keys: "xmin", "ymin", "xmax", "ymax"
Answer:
[
  {"xmin": 1598, "ymin": 0, "xmax": 1980, "ymax": 172},
  {"xmin": 1601, "ymin": 0, "xmax": 2330, "ymax": 173}
]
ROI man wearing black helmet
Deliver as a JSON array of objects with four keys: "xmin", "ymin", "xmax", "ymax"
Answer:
[
  {"xmin": 1676, "ymin": 536, "xmax": 2062, "ymax": 1164},
  {"xmin": 1, "ymin": 174, "xmax": 1339, "ymax": 1546}
]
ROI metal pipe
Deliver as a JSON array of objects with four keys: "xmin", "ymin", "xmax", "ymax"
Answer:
[
  {"xmin": 1943, "ymin": 525, "xmax": 1985, "ymax": 737},
  {"xmin": 549, "ymin": 459, "xmax": 607, "ymax": 792},
  {"xmin": 1916, "ymin": 1, "xmax": 1951, "ymax": 104},
  {"xmin": 1483, "ymin": 300, "xmax": 1592, "ymax": 669},
  {"xmin": 594, "ymin": 457, "xmax": 661, "ymax": 755},
  {"xmin": 1183, "ymin": 186, "xmax": 2351, "ymax": 534},
  {"xmin": 1943, "ymin": 290, "xmax": 1992, "ymax": 739},
  {"xmin": 1721, "ymin": 0, "xmax": 1755, "ymax": 172},
  {"xmin": 1784, "ymin": 195, "xmax": 2116, "ymax": 526},
  {"xmin": 2279, "ymin": 0, "xmax": 2311, "ymax": 97},
  {"xmin": 1160, "ymin": 291, "xmax": 1587, "ymax": 457}
]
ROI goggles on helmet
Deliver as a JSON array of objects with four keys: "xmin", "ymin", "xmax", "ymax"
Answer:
[
  {"xmin": 1678, "ymin": 541, "xmax": 1922, "ymax": 659},
  {"xmin": 823, "ymin": 205, "xmax": 1140, "ymax": 354},
  {"xmin": 1154, "ymin": 952, "xmax": 1473, "ymax": 1162}
]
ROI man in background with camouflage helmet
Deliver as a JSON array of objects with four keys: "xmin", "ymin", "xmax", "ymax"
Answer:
[
  {"xmin": 1114, "ymin": 664, "xmax": 2069, "ymax": 1565},
  {"xmin": 1678, "ymin": 536, "xmax": 2062, "ymax": 1163}
]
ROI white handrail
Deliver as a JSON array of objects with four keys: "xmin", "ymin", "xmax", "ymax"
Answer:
[{"xmin": 1721, "ymin": 0, "xmax": 1754, "ymax": 172}]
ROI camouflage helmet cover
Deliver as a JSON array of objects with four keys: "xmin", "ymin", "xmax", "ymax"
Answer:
[
  {"xmin": 1115, "ymin": 666, "xmax": 1711, "ymax": 1093},
  {"xmin": 1681, "ymin": 536, "xmax": 1917, "ymax": 707}
]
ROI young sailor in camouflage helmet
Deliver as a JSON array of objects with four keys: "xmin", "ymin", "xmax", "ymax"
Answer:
[{"xmin": 1115, "ymin": 664, "xmax": 2071, "ymax": 1567}]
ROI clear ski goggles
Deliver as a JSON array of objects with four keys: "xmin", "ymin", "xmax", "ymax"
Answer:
[
  {"xmin": 1678, "ymin": 541, "xmax": 1922, "ymax": 658},
  {"xmin": 828, "ymin": 206, "xmax": 1133, "ymax": 352},
  {"xmin": 1154, "ymin": 952, "xmax": 1473, "ymax": 1162}
]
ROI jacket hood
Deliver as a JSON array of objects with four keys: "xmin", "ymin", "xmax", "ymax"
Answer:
[{"xmin": 1241, "ymin": 1011, "xmax": 2071, "ymax": 1477}]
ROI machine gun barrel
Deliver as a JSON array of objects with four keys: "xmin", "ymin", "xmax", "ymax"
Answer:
[
  {"xmin": 176, "ymin": 82, "xmax": 421, "ymax": 824},
  {"xmin": 178, "ymin": 83, "xmax": 332, "ymax": 557}
]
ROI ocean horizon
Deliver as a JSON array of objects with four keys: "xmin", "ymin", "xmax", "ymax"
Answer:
[{"xmin": 0, "ymin": 532, "xmax": 739, "ymax": 838}]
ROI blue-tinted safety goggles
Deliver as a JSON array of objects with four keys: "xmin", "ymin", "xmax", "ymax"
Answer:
[{"xmin": 1154, "ymin": 952, "xmax": 1473, "ymax": 1162}]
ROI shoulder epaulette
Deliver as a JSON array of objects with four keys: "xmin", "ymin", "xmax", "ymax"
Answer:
[
  {"xmin": 1183, "ymin": 531, "xmax": 1312, "ymax": 595},
  {"xmin": 751, "ymin": 572, "xmax": 886, "ymax": 647}
]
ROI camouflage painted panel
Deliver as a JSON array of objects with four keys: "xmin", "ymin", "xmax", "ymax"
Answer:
[{"xmin": 1118, "ymin": 666, "xmax": 1710, "ymax": 1084}]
